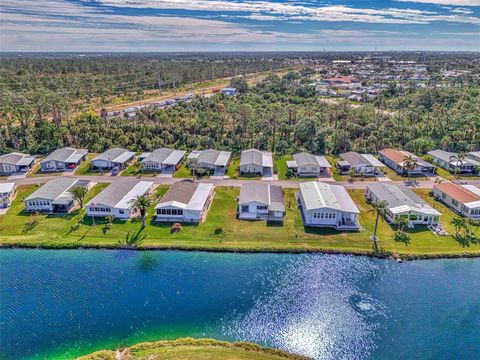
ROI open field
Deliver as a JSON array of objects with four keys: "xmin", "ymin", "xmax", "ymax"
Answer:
[
  {"xmin": 77, "ymin": 338, "xmax": 310, "ymax": 360},
  {"xmin": 1, "ymin": 183, "xmax": 479, "ymax": 258}
]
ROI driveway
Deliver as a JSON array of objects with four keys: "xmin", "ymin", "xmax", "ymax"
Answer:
[{"xmin": 7, "ymin": 173, "xmax": 27, "ymax": 180}]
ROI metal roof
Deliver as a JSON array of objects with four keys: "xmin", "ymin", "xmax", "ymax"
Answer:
[
  {"xmin": 0, "ymin": 152, "xmax": 36, "ymax": 166},
  {"xmin": 238, "ymin": 182, "xmax": 284, "ymax": 212},
  {"xmin": 340, "ymin": 152, "xmax": 383, "ymax": 167},
  {"xmin": 141, "ymin": 148, "xmax": 186, "ymax": 165},
  {"xmin": 428, "ymin": 149, "xmax": 480, "ymax": 166},
  {"xmin": 299, "ymin": 181, "xmax": 359, "ymax": 213},
  {"xmin": 41, "ymin": 147, "xmax": 88, "ymax": 164},
  {"xmin": 291, "ymin": 152, "xmax": 331, "ymax": 168},
  {"xmin": 240, "ymin": 149, "xmax": 273, "ymax": 168},
  {"xmin": 93, "ymin": 148, "xmax": 135, "ymax": 163},
  {"xmin": 25, "ymin": 178, "xmax": 87, "ymax": 202},
  {"xmin": 87, "ymin": 180, "xmax": 153, "ymax": 209},
  {"xmin": 156, "ymin": 182, "xmax": 213, "ymax": 211},
  {"xmin": 0, "ymin": 182, "xmax": 15, "ymax": 193},
  {"xmin": 188, "ymin": 149, "xmax": 231, "ymax": 167}
]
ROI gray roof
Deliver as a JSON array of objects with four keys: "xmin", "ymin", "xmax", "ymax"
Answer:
[
  {"xmin": 292, "ymin": 152, "xmax": 331, "ymax": 168},
  {"xmin": 25, "ymin": 178, "xmax": 88, "ymax": 202},
  {"xmin": 366, "ymin": 183, "xmax": 427, "ymax": 209},
  {"xmin": 141, "ymin": 148, "xmax": 186, "ymax": 165},
  {"xmin": 299, "ymin": 181, "xmax": 359, "ymax": 213},
  {"xmin": 93, "ymin": 148, "xmax": 135, "ymax": 163},
  {"xmin": 240, "ymin": 149, "xmax": 273, "ymax": 167},
  {"xmin": 339, "ymin": 152, "xmax": 384, "ymax": 167},
  {"xmin": 193, "ymin": 149, "xmax": 231, "ymax": 167},
  {"xmin": 86, "ymin": 180, "xmax": 152, "ymax": 208},
  {"xmin": 41, "ymin": 147, "xmax": 88, "ymax": 164},
  {"xmin": 0, "ymin": 152, "xmax": 36, "ymax": 166},
  {"xmin": 428, "ymin": 149, "xmax": 480, "ymax": 166},
  {"xmin": 159, "ymin": 181, "xmax": 198, "ymax": 205},
  {"xmin": 238, "ymin": 182, "xmax": 284, "ymax": 212}
]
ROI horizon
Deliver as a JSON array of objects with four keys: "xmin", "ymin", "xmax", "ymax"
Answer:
[{"xmin": 1, "ymin": 0, "xmax": 480, "ymax": 52}]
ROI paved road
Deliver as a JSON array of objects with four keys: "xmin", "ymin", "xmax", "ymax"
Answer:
[{"xmin": 2, "ymin": 172, "xmax": 480, "ymax": 190}]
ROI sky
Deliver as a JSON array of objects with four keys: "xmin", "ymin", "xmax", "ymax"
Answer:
[{"xmin": 1, "ymin": 0, "xmax": 479, "ymax": 52}]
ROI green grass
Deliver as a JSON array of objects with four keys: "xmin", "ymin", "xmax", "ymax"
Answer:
[
  {"xmin": 121, "ymin": 162, "xmax": 157, "ymax": 177},
  {"xmin": 275, "ymin": 155, "xmax": 292, "ymax": 180},
  {"xmin": 173, "ymin": 162, "xmax": 193, "ymax": 178},
  {"xmin": 74, "ymin": 153, "xmax": 100, "ymax": 175},
  {"xmin": 1, "ymin": 184, "xmax": 479, "ymax": 258},
  {"xmin": 227, "ymin": 159, "xmax": 261, "ymax": 180},
  {"xmin": 77, "ymin": 338, "xmax": 310, "ymax": 360}
]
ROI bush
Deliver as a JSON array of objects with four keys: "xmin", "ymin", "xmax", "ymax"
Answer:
[
  {"xmin": 171, "ymin": 223, "xmax": 182, "ymax": 233},
  {"xmin": 214, "ymin": 227, "xmax": 223, "ymax": 235}
]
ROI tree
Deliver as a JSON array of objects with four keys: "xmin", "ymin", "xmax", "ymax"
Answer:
[
  {"xmin": 451, "ymin": 217, "xmax": 467, "ymax": 237},
  {"xmin": 70, "ymin": 186, "xmax": 88, "ymax": 208},
  {"xmin": 230, "ymin": 76, "xmax": 248, "ymax": 94},
  {"xmin": 449, "ymin": 152, "xmax": 467, "ymax": 180},
  {"xmin": 368, "ymin": 200, "xmax": 388, "ymax": 253},
  {"xmin": 394, "ymin": 216, "xmax": 409, "ymax": 233},
  {"xmin": 403, "ymin": 154, "xmax": 418, "ymax": 183},
  {"xmin": 129, "ymin": 194, "xmax": 152, "ymax": 228}
]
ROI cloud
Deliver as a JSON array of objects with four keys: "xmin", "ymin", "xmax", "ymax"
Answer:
[{"xmin": 395, "ymin": 0, "xmax": 480, "ymax": 6}]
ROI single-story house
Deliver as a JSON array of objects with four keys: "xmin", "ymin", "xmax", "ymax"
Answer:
[
  {"xmin": 40, "ymin": 147, "xmax": 88, "ymax": 172},
  {"xmin": 25, "ymin": 178, "xmax": 91, "ymax": 213},
  {"xmin": 86, "ymin": 180, "xmax": 154, "ymax": 219},
  {"xmin": 379, "ymin": 148, "xmax": 435, "ymax": 176},
  {"xmin": 287, "ymin": 152, "xmax": 331, "ymax": 177},
  {"xmin": 220, "ymin": 87, "xmax": 237, "ymax": 96},
  {"xmin": 140, "ymin": 148, "xmax": 186, "ymax": 172},
  {"xmin": 187, "ymin": 149, "xmax": 232, "ymax": 175},
  {"xmin": 239, "ymin": 149, "xmax": 274, "ymax": 176},
  {"xmin": 297, "ymin": 181, "xmax": 360, "ymax": 230},
  {"xmin": 0, "ymin": 182, "xmax": 16, "ymax": 208},
  {"xmin": 238, "ymin": 182, "xmax": 285, "ymax": 221},
  {"xmin": 338, "ymin": 152, "xmax": 384, "ymax": 176},
  {"xmin": 469, "ymin": 151, "xmax": 480, "ymax": 163},
  {"xmin": 91, "ymin": 148, "xmax": 136, "ymax": 171},
  {"xmin": 433, "ymin": 183, "xmax": 480, "ymax": 219},
  {"xmin": 0, "ymin": 152, "xmax": 36, "ymax": 175},
  {"xmin": 154, "ymin": 181, "xmax": 214, "ymax": 223},
  {"xmin": 427, "ymin": 149, "xmax": 479, "ymax": 174},
  {"xmin": 366, "ymin": 183, "xmax": 441, "ymax": 227}
]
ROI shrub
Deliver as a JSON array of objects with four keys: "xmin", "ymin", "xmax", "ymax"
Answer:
[
  {"xmin": 214, "ymin": 227, "xmax": 223, "ymax": 235},
  {"xmin": 171, "ymin": 223, "xmax": 182, "ymax": 233}
]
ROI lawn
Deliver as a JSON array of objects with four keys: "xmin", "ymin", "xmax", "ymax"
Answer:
[
  {"xmin": 1, "ymin": 184, "xmax": 478, "ymax": 258},
  {"xmin": 74, "ymin": 153, "xmax": 100, "ymax": 175},
  {"xmin": 78, "ymin": 338, "xmax": 309, "ymax": 360},
  {"xmin": 274, "ymin": 155, "xmax": 292, "ymax": 180},
  {"xmin": 121, "ymin": 162, "xmax": 157, "ymax": 177},
  {"xmin": 173, "ymin": 162, "xmax": 193, "ymax": 178},
  {"xmin": 227, "ymin": 159, "xmax": 260, "ymax": 180}
]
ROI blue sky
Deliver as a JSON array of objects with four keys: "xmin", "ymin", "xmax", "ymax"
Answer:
[{"xmin": 1, "ymin": 0, "xmax": 479, "ymax": 51}]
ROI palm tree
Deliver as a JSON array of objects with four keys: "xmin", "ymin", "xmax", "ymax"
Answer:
[
  {"xmin": 403, "ymin": 155, "xmax": 418, "ymax": 184},
  {"xmin": 450, "ymin": 217, "xmax": 467, "ymax": 237},
  {"xmin": 129, "ymin": 194, "xmax": 152, "ymax": 228},
  {"xmin": 449, "ymin": 152, "xmax": 467, "ymax": 180},
  {"xmin": 70, "ymin": 186, "xmax": 88, "ymax": 208},
  {"xmin": 394, "ymin": 216, "xmax": 409, "ymax": 233},
  {"xmin": 368, "ymin": 200, "xmax": 388, "ymax": 253}
]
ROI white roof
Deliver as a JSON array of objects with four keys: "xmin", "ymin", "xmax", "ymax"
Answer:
[
  {"xmin": 315, "ymin": 155, "xmax": 331, "ymax": 168},
  {"xmin": 156, "ymin": 183, "xmax": 213, "ymax": 211},
  {"xmin": 299, "ymin": 181, "xmax": 359, "ymax": 213},
  {"xmin": 262, "ymin": 152, "xmax": 273, "ymax": 168},
  {"xmin": 115, "ymin": 181, "xmax": 154, "ymax": 209},
  {"xmin": 361, "ymin": 154, "xmax": 385, "ymax": 167},
  {"xmin": 0, "ymin": 182, "xmax": 15, "ymax": 193},
  {"xmin": 390, "ymin": 204, "xmax": 441, "ymax": 216},
  {"xmin": 464, "ymin": 185, "xmax": 480, "ymax": 209}
]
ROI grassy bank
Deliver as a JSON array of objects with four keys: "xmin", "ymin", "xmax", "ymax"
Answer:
[
  {"xmin": 76, "ymin": 338, "xmax": 310, "ymax": 360},
  {"xmin": 0, "ymin": 184, "xmax": 479, "ymax": 258}
]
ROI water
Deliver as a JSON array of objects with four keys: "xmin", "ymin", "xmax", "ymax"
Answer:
[{"xmin": 0, "ymin": 249, "xmax": 479, "ymax": 360}]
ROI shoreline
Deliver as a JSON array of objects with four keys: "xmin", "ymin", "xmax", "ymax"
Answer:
[{"xmin": 2, "ymin": 242, "xmax": 480, "ymax": 261}]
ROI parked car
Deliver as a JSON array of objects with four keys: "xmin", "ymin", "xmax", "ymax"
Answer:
[{"xmin": 111, "ymin": 166, "xmax": 120, "ymax": 176}]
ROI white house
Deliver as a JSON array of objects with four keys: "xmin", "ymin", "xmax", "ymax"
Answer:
[
  {"xmin": 427, "ymin": 149, "xmax": 479, "ymax": 174},
  {"xmin": 0, "ymin": 183, "xmax": 16, "ymax": 208},
  {"xmin": 338, "ymin": 152, "xmax": 384, "ymax": 176},
  {"xmin": 187, "ymin": 149, "xmax": 231, "ymax": 175},
  {"xmin": 25, "ymin": 178, "xmax": 91, "ymax": 213},
  {"xmin": 298, "ymin": 181, "xmax": 360, "ymax": 230},
  {"xmin": 0, "ymin": 153, "xmax": 36, "ymax": 175},
  {"xmin": 433, "ymin": 183, "xmax": 480, "ymax": 219},
  {"xmin": 140, "ymin": 148, "xmax": 186, "ymax": 172},
  {"xmin": 469, "ymin": 151, "xmax": 480, "ymax": 163},
  {"xmin": 379, "ymin": 148, "xmax": 435, "ymax": 176},
  {"xmin": 91, "ymin": 148, "xmax": 136, "ymax": 171},
  {"xmin": 239, "ymin": 149, "xmax": 274, "ymax": 177},
  {"xmin": 154, "ymin": 181, "xmax": 214, "ymax": 223},
  {"xmin": 238, "ymin": 182, "xmax": 285, "ymax": 221},
  {"xmin": 86, "ymin": 180, "xmax": 154, "ymax": 219},
  {"xmin": 287, "ymin": 152, "xmax": 331, "ymax": 177},
  {"xmin": 40, "ymin": 147, "xmax": 88, "ymax": 172},
  {"xmin": 366, "ymin": 183, "xmax": 441, "ymax": 227}
]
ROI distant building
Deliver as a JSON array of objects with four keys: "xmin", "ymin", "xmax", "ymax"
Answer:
[
  {"xmin": 187, "ymin": 149, "xmax": 232, "ymax": 175},
  {"xmin": 379, "ymin": 148, "xmax": 435, "ymax": 176},
  {"xmin": 338, "ymin": 152, "xmax": 384, "ymax": 176},
  {"xmin": 25, "ymin": 178, "xmax": 91, "ymax": 214},
  {"xmin": 86, "ymin": 180, "xmax": 154, "ymax": 219},
  {"xmin": 239, "ymin": 149, "xmax": 273, "ymax": 176},
  {"xmin": 0, "ymin": 183, "xmax": 16, "ymax": 208},
  {"xmin": 297, "ymin": 181, "xmax": 360, "ymax": 230},
  {"xmin": 40, "ymin": 147, "xmax": 88, "ymax": 172},
  {"xmin": 140, "ymin": 148, "xmax": 186, "ymax": 172},
  {"xmin": 433, "ymin": 183, "xmax": 480, "ymax": 219},
  {"xmin": 0, "ymin": 152, "xmax": 36, "ymax": 175},
  {"xmin": 287, "ymin": 152, "xmax": 331, "ymax": 177},
  {"xmin": 427, "ymin": 150, "xmax": 479, "ymax": 174},
  {"xmin": 220, "ymin": 87, "xmax": 237, "ymax": 96},
  {"xmin": 469, "ymin": 151, "xmax": 480, "ymax": 163},
  {"xmin": 366, "ymin": 183, "xmax": 440, "ymax": 227},
  {"xmin": 238, "ymin": 182, "xmax": 285, "ymax": 221},
  {"xmin": 91, "ymin": 148, "xmax": 136, "ymax": 171},
  {"xmin": 154, "ymin": 182, "xmax": 214, "ymax": 223}
]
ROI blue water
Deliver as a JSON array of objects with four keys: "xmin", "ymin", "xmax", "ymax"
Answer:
[{"xmin": 0, "ymin": 249, "xmax": 479, "ymax": 360}]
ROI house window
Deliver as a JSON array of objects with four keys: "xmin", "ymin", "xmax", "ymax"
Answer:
[
  {"xmin": 451, "ymin": 199, "xmax": 458, "ymax": 206},
  {"xmin": 257, "ymin": 205, "xmax": 268, "ymax": 210},
  {"xmin": 441, "ymin": 193, "xmax": 446, "ymax": 199},
  {"xmin": 119, "ymin": 209, "xmax": 124, "ymax": 214},
  {"xmin": 241, "ymin": 205, "xmax": 249, "ymax": 212}
]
